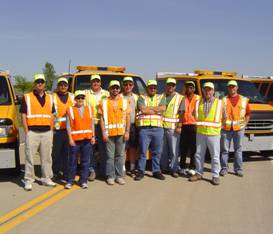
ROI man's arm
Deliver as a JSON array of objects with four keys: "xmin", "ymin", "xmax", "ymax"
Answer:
[{"xmin": 21, "ymin": 113, "xmax": 28, "ymax": 134}]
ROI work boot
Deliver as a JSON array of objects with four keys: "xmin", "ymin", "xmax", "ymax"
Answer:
[
  {"xmin": 189, "ymin": 174, "xmax": 202, "ymax": 182},
  {"xmin": 153, "ymin": 172, "xmax": 165, "ymax": 180},
  {"xmin": 220, "ymin": 169, "xmax": 228, "ymax": 177},
  {"xmin": 171, "ymin": 172, "xmax": 179, "ymax": 178},
  {"xmin": 42, "ymin": 179, "xmax": 56, "ymax": 187},
  {"xmin": 235, "ymin": 171, "xmax": 244, "ymax": 177},
  {"xmin": 106, "ymin": 178, "xmax": 115, "ymax": 185},
  {"xmin": 211, "ymin": 177, "xmax": 220, "ymax": 185},
  {"xmin": 24, "ymin": 181, "xmax": 32, "ymax": 191},
  {"xmin": 135, "ymin": 172, "xmax": 144, "ymax": 181},
  {"xmin": 115, "ymin": 177, "xmax": 126, "ymax": 185}
]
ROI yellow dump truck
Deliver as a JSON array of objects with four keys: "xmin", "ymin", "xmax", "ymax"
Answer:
[
  {"xmin": 0, "ymin": 70, "xmax": 20, "ymax": 174},
  {"xmin": 156, "ymin": 70, "xmax": 273, "ymax": 155}
]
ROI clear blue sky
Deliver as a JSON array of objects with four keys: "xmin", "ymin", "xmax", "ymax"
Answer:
[{"xmin": 1, "ymin": 0, "xmax": 273, "ymax": 80}]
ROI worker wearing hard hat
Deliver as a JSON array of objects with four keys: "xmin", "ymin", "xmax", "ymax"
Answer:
[
  {"xmin": 51, "ymin": 77, "xmax": 74, "ymax": 182},
  {"xmin": 122, "ymin": 77, "xmax": 139, "ymax": 176},
  {"xmin": 20, "ymin": 74, "xmax": 56, "ymax": 191},
  {"xmin": 135, "ymin": 80, "xmax": 166, "ymax": 181},
  {"xmin": 160, "ymin": 78, "xmax": 183, "ymax": 177},
  {"xmin": 179, "ymin": 80, "xmax": 200, "ymax": 176},
  {"xmin": 99, "ymin": 80, "xmax": 130, "ymax": 185},
  {"xmin": 220, "ymin": 80, "xmax": 250, "ymax": 177},
  {"xmin": 189, "ymin": 82, "xmax": 223, "ymax": 185},
  {"xmin": 85, "ymin": 74, "xmax": 109, "ymax": 181},
  {"xmin": 65, "ymin": 90, "xmax": 95, "ymax": 189}
]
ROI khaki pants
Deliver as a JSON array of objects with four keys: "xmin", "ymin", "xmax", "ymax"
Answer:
[{"xmin": 24, "ymin": 130, "xmax": 53, "ymax": 182}]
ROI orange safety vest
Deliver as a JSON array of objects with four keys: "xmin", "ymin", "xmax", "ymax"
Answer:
[
  {"xmin": 182, "ymin": 94, "xmax": 200, "ymax": 125},
  {"xmin": 25, "ymin": 92, "xmax": 53, "ymax": 126},
  {"xmin": 102, "ymin": 96, "xmax": 128, "ymax": 137},
  {"xmin": 222, "ymin": 95, "xmax": 249, "ymax": 131},
  {"xmin": 53, "ymin": 93, "xmax": 74, "ymax": 130},
  {"xmin": 67, "ymin": 106, "xmax": 93, "ymax": 141}
]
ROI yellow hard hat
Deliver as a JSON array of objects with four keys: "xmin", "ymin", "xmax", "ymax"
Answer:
[
  {"xmin": 34, "ymin": 74, "xmax": 45, "ymax": 82},
  {"xmin": 185, "ymin": 81, "xmax": 195, "ymax": 87},
  {"xmin": 147, "ymin": 80, "xmax": 157, "ymax": 86},
  {"xmin": 109, "ymin": 80, "xmax": 120, "ymax": 88}
]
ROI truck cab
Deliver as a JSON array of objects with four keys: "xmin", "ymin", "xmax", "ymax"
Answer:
[
  {"xmin": 156, "ymin": 70, "xmax": 273, "ymax": 155},
  {"xmin": 0, "ymin": 70, "xmax": 20, "ymax": 175},
  {"xmin": 244, "ymin": 76, "xmax": 273, "ymax": 106},
  {"xmin": 71, "ymin": 65, "xmax": 146, "ymax": 95}
]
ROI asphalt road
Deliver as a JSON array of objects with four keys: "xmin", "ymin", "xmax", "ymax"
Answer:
[{"xmin": 0, "ymin": 150, "xmax": 272, "ymax": 234}]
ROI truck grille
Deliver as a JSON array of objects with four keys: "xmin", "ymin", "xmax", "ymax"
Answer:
[{"xmin": 246, "ymin": 119, "xmax": 273, "ymax": 131}]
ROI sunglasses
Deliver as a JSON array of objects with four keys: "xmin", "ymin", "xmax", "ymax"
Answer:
[
  {"xmin": 123, "ymin": 83, "xmax": 133, "ymax": 87},
  {"xmin": 35, "ymin": 80, "xmax": 45, "ymax": 84},
  {"xmin": 76, "ymin": 96, "xmax": 85, "ymax": 100},
  {"xmin": 111, "ymin": 86, "xmax": 120, "ymax": 90},
  {"xmin": 59, "ymin": 83, "xmax": 68, "ymax": 87},
  {"xmin": 148, "ymin": 87, "xmax": 157, "ymax": 90}
]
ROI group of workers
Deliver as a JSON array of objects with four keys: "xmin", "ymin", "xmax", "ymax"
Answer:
[{"xmin": 20, "ymin": 73, "xmax": 250, "ymax": 191}]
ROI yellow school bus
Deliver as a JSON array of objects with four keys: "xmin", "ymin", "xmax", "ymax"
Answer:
[
  {"xmin": 156, "ymin": 70, "xmax": 273, "ymax": 155},
  {"xmin": 244, "ymin": 76, "xmax": 273, "ymax": 106},
  {"xmin": 0, "ymin": 70, "xmax": 20, "ymax": 174}
]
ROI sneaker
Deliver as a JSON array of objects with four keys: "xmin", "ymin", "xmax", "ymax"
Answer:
[
  {"xmin": 153, "ymin": 172, "xmax": 165, "ymax": 180},
  {"xmin": 235, "ymin": 171, "xmax": 244, "ymax": 177},
  {"xmin": 188, "ymin": 169, "xmax": 196, "ymax": 176},
  {"xmin": 81, "ymin": 183, "xmax": 88, "ymax": 189},
  {"xmin": 134, "ymin": 172, "xmax": 144, "ymax": 181},
  {"xmin": 211, "ymin": 177, "xmax": 220, "ymax": 185},
  {"xmin": 171, "ymin": 172, "xmax": 179, "ymax": 178},
  {"xmin": 42, "ymin": 179, "xmax": 57, "ymax": 187},
  {"xmin": 179, "ymin": 168, "xmax": 189, "ymax": 176},
  {"xmin": 24, "ymin": 181, "xmax": 32, "ymax": 191},
  {"xmin": 220, "ymin": 169, "xmax": 228, "ymax": 177},
  {"xmin": 115, "ymin": 177, "xmax": 126, "ymax": 185},
  {"xmin": 189, "ymin": 174, "xmax": 202, "ymax": 182},
  {"xmin": 88, "ymin": 171, "xmax": 96, "ymax": 181},
  {"xmin": 106, "ymin": 178, "xmax": 115, "ymax": 185},
  {"xmin": 64, "ymin": 183, "xmax": 72, "ymax": 189}
]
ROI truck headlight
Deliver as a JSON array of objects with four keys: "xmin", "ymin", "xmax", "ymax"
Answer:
[{"xmin": 0, "ymin": 125, "xmax": 15, "ymax": 137}]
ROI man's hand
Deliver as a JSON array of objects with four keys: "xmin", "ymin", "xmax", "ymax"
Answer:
[
  {"xmin": 175, "ymin": 126, "xmax": 182, "ymax": 134},
  {"xmin": 103, "ymin": 134, "xmax": 109, "ymax": 142},
  {"xmin": 90, "ymin": 137, "xmax": 96, "ymax": 145},
  {"xmin": 123, "ymin": 131, "xmax": 129, "ymax": 142},
  {"xmin": 69, "ymin": 139, "xmax": 76, "ymax": 147}
]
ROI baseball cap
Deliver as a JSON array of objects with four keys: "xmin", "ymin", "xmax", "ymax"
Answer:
[
  {"xmin": 74, "ymin": 90, "xmax": 86, "ymax": 98},
  {"xmin": 57, "ymin": 77, "xmax": 68, "ymax": 84},
  {"xmin": 34, "ymin": 74, "xmax": 45, "ymax": 82},
  {"xmin": 123, "ymin": 76, "xmax": 134, "ymax": 82},
  {"xmin": 109, "ymin": 80, "xmax": 120, "ymax": 88},
  {"xmin": 203, "ymin": 82, "xmax": 214, "ymax": 89},
  {"xmin": 166, "ymin": 78, "xmax": 176, "ymax": 85},
  {"xmin": 147, "ymin": 80, "xmax": 157, "ymax": 86},
  {"xmin": 227, "ymin": 80, "xmax": 238, "ymax": 86},
  {"xmin": 90, "ymin": 74, "xmax": 101, "ymax": 81},
  {"xmin": 185, "ymin": 81, "xmax": 195, "ymax": 87}
]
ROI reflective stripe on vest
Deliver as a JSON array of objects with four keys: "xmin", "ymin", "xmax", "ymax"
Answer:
[
  {"xmin": 136, "ymin": 94, "xmax": 163, "ymax": 127},
  {"xmin": 54, "ymin": 93, "xmax": 74, "ymax": 129},
  {"xmin": 196, "ymin": 98, "xmax": 223, "ymax": 135},
  {"xmin": 25, "ymin": 93, "xmax": 53, "ymax": 126},
  {"xmin": 162, "ymin": 93, "xmax": 183, "ymax": 129},
  {"xmin": 102, "ymin": 96, "xmax": 127, "ymax": 136},
  {"xmin": 222, "ymin": 95, "xmax": 248, "ymax": 131},
  {"xmin": 183, "ymin": 94, "xmax": 200, "ymax": 125}
]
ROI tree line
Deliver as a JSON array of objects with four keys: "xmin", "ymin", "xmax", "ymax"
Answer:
[{"xmin": 14, "ymin": 62, "xmax": 57, "ymax": 94}]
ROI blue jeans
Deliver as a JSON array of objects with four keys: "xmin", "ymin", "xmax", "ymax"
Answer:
[
  {"xmin": 221, "ymin": 129, "xmax": 244, "ymax": 173},
  {"xmin": 67, "ymin": 139, "xmax": 92, "ymax": 184},
  {"xmin": 160, "ymin": 128, "xmax": 180, "ymax": 172},
  {"xmin": 105, "ymin": 136, "xmax": 125, "ymax": 179},
  {"xmin": 195, "ymin": 133, "xmax": 221, "ymax": 178},
  {"xmin": 138, "ymin": 127, "xmax": 164, "ymax": 174}
]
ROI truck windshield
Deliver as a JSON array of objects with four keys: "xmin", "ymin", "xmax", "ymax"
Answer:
[
  {"xmin": 200, "ymin": 79, "xmax": 266, "ymax": 104},
  {"xmin": 0, "ymin": 76, "xmax": 12, "ymax": 105},
  {"xmin": 74, "ymin": 75, "xmax": 146, "ymax": 95}
]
